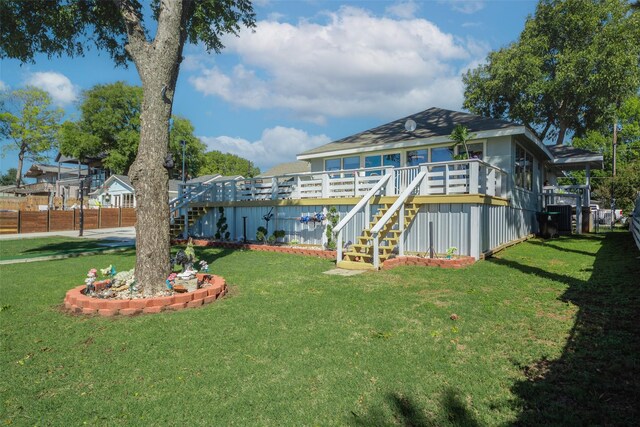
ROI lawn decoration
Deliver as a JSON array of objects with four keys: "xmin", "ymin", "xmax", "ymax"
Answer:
[
  {"xmin": 85, "ymin": 269, "xmax": 97, "ymax": 294},
  {"xmin": 198, "ymin": 260, "xmax": 209, "ymax": 273}
]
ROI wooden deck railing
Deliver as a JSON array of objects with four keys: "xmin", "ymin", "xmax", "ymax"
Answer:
[{"xmin": 177, "ymin": 159, "xmax": 508, "ymax": 206}]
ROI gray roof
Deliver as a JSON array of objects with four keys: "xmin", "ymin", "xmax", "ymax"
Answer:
[
  {"xmin": 547, "ymin": 144, "xmax": 603, "ymax": 170},
  {"xmin": 258, "ymin": 161, "xmax": 310, "ymax": 177},
  {"xmin": 547, "ymin": 145, "xmax": 601, "ymax": 159},
  {"xmin": 298, "ymin": 107, "xmax": 520, "ymax": 157}
]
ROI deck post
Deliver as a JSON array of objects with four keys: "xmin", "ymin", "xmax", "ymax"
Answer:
[
  {"xmin": 373, "ymin": 233, "xmax": 380, "ymax": 269},
  {"xmin": 271, "ymin": 177, "xmax": 278, "ymax": 200},
  {"xmin": 485, "ymin": 168, "xmax": 494, "ymax": 196},
  {"xmin": 399, "ymin": 203, "xmax": 405, "ymax": 256},
  {"xmin": 322, "ymin": 173, "xmax": 330, "ymax": 198},
  {"xmin": 420, "ymin": 165, "xmax": 429, "ymax": 195},
  {"xmin": 470, "ymin": 204, "xmax": 480, "ymax": 260},
  {"xmin": 469, "ymin": 161, "xmax": 479, "ymax": 194},
  {"xmin": 384, "ymin": 168, "xmax": 394, "ymax": 195},
  {"xmin": 231, "ymin": 181, "xmax": 237, "ymax": 202},
  {"xmin": 444, "ymin": 165, "xmax": 450, "ymax": 195},
  {"xmin": 336, "ymin": 229, "xmax": 343, "ymax": 263}
]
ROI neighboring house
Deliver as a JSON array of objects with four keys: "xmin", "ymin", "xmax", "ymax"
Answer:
[
  {"xmin": 173, "ymin": 107, "xmax": 601, "ymax": 269},
  {"xmin": 17, "ymin": 163, "xmax": 88, "ymax": 198},
  {"xmin": 91, "ymin": 175, "xmax": 182, "ymax": 208}
]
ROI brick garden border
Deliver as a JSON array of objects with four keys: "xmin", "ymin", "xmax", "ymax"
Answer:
[
  {"xmin": 63, "ymin": 275, "xmax": 227, "ymax": 317},
  {"xmin": 382, "ymin": 255, "xmax": 475, "ymax": 269},
  {"xmin": 174, "ymin": 239, "xmax": 337, "ymax": 260},
  {"xmin": 175, "ymin": 239, "xmax": 476, "ymax": 269}
]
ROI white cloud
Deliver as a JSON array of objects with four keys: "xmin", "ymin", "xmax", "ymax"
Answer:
[
  {"xmin": 386, "ymin": 0, "xmax": 419, "ymax": 19},
  {"xmin": 190, "ymin": 6, "xmax": 486, "ymax": 123},
  {"xmin": 25, "ymin": 71, "xmax": 79, "ymax": 105},
  {"xmin": 200, "ymin": 126, "xmax": 332, "ymax": 170},
  {"xmin": 0, "ymin": 80, "xmax": 8, "ymax": 91},
  {"xmin": 446, "ymin": 1, "xmax": 485, "ymax": 14}
]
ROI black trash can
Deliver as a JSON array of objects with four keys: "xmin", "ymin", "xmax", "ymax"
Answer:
[{"xmin": 537, "ymin": 211, "xmax": 560, "ymax": 238}]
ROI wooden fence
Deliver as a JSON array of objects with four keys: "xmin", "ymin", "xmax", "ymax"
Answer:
[{"xmin": 0, "ymin": 208, "xmax": 136, "ymax": 234}]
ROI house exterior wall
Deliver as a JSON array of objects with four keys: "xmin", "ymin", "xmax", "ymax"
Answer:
[{"xmin": 190, "ymin": 201, "xmax": 525, "ymax": 258}]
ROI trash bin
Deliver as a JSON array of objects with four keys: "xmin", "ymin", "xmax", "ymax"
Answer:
[{"xmin": 537, "ymin": 211, "xmax": 560, "ymax": 238}]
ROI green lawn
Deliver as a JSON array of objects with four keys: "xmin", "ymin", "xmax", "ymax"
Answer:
[
  {"xmin": 0, "ymin": 236, "xmax": 132, "ymax": 261},
  {"xmin": 1, "ymin": 232, "xmax": 638, "ymax": 425}
]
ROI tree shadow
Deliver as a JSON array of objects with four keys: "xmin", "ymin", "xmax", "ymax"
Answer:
[
  {"xmin": 350, "ymin": 388, "xmax": 480, "ymax": 426},
  {"xmin": 492, "ymin": 232, "xmax": 640, "ymax": 425},
  {"xmin": 526, "ymin": 237, "xmax": 599, "ymax": 257},
  {"xmin": 22, "ymin": 239, "xmax": 130, "ymax": 255}
]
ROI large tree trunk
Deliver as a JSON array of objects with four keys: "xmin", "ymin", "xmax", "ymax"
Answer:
[
  {"xmin": 119, "ymin": 0, "xmax": 189, "ymax": 294},
  {"xmin": 555, "ymin": 123, "xmax": 567, "ymax": 145}
]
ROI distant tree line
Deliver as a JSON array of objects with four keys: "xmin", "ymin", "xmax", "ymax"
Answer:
[{"xmin": 0, "ymin": 82, "xmax": 260, "ymax": 187}]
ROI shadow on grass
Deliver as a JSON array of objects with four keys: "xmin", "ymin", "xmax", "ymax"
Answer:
[
  {"xmin": 491, "ymin": 232, "xmax": 640, "ymax": 425},
  {"xmin": 350, "ymin": 388, "xmax": 479, "ymax": 426},
  {"xmin": 21, "ymin": 239, "xmax": 117, "ymax": 255},
  {"xmin": 526, "ymin": 236, "xmax": 599, "ymax": 257}
]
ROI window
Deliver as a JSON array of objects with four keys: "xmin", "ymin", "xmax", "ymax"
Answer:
[
  {"xmin": 431, "ymin": 147, "xmax": 454, "ymax": 163},
  {"xmin": 383, "ymin": 153, "xmax": 401, "ymax": 168},
  {"xmin": 342, "ymin": 156, "xmax": 360, "ymax": 177},
  {"xmin": 364, "ymin": 155, "xmax": 382, "ymax": 176},
  {"xmin": 466, "ymin": 143, "xmax": 483, "ymax": 160},
  {"xmin": 325, "ymin": 158, "xmax": 341, "ymax": 172},
  {"xmin": 515, "ymin": 144, "xmax": 533, "ymax": 191},
  {"xmin": 406, "ymin": 150, "xmax": 427, "ymax": 167}
]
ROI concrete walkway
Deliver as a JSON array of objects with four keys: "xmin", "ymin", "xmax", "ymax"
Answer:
[
  {"xmin": 0, "ymin": 226, "xmax": 136, "ymax": 242},
  {"xmin": 0, "ymin": 227, "xmax": 136, "ymax": 265}
]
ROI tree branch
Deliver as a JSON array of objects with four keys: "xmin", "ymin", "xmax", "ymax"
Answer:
[{"xmin": 112, "ymin": 0, "xmax": 149, "ymax": 62}]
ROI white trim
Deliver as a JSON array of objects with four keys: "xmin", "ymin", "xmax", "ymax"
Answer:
[{"xmin": 297, "ymin": 127, "xmax": 527, "ymax": 160}]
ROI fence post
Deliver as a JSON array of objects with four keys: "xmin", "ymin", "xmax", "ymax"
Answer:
[
  {"xmin": 17, "ymin": 210, "xmax": 21, "ymax": 234},
  {"xmin": 98, "ymin": 207, "xmax": 102, "ymax": 228},
  {"xmin": 47, "ymin": 209, "xmax": 51, "ymax": 232}
]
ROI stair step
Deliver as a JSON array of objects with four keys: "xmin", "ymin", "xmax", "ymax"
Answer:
[
  {"xmin": 336, "ymin": 260, "xmax": 376, "ymax": 270},
  {"xmin": 344, "ymin": 251, "xmax": 372, "ymax": 259}
]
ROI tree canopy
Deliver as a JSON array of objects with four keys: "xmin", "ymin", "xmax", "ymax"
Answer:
[
  {"xmin": 58, "ymin": 82, "xmax": 207, "ymax": 177},
  {"xmin": 0, "ymin": 87, "xmax": 63, "ymax": 187},
  {"xmin": 463, "ymin": 0, "xmax": 640, "ymax": 145},
  {"xmin": 1, "ymin": 0, "xmax": 256, "ymax": 292},
  {"xmin": 199, "ymin": 150, "xmax": 260, "ymax": 178},
  {"xmin": 569, "ymin": 95, "xmax": 640, "ymax": 212}
]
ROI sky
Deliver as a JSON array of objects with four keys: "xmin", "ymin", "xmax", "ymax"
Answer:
[{"xmin": 0, "ymin": 0, "xmax": 537, "ymax": 176}]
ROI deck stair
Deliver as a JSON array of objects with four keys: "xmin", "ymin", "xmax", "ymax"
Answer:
[
  {"xmin": 338, "ymin": 202, "xmax": 419, "ymax": 270},
  {"xmin": 169, "ymin": 205, "xmax": 209, "ymax": 238}
]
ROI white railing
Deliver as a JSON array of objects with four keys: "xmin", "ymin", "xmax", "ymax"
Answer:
[
  {"xmin": 177, "ymin": 159, "xmax": 508, "ymax": 205},
  {"xmin": 543, "ymin": 185, "xmax": 590, "ymax": 207},
  {"xmin": 334, "ymin": 172, "xmax": 393, "ymax": 262},
  {"xmin": 370, "ymin": 171, "xmax": 428, "ymax": 268}
]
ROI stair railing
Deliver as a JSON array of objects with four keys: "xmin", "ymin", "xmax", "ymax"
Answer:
[
  {"xmin": 171, "ymin": 183, "xmax": 215, "ymax": 238},
  {"xmin": 334, "ymin": 171, "xmax": 392, "ymax": 263},
  {"xmin": 370, "ymin": 171, "xmax": 427, "ymax": 269}
]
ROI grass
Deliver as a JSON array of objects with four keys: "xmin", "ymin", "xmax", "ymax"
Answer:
[
  {"xmin": 0, "ymin": 237, "xmax": 131, "ymax": 261},
  {"xmin": 0, "ymin": 232, "xmax": 638, "ymax": 425}
]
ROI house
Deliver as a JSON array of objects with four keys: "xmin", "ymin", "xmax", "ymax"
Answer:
[
  {"xmin": 91, "ymin": 175, "xmax": 182, "ymax": 208},
  {"xmin": 173, "ymin": 107, "xmax": 601, "ymax": 269}
]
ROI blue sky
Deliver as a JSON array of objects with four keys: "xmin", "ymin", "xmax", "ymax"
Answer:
[{"xmin": 0, "ymin": 0, "xmax": 537, "ymax": 176}]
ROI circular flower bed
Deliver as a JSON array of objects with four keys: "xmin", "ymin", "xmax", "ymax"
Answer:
[{"xmin": 64, "ymin": 274, "xmax": 227, "ymax": 317}]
